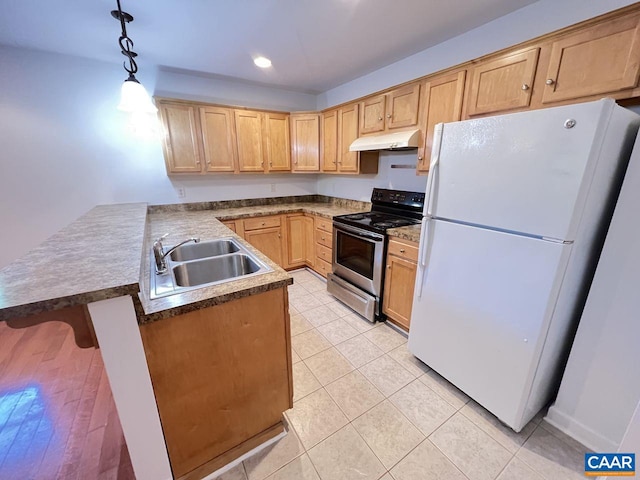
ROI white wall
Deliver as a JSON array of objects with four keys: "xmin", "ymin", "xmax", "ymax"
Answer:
[
  {"xmin": 317, "ymin": 151, "xmax": 427, "ymax": 201},
  {"xmin": 0, "ymin": 46, "xmax": 317, "ymax": 268},
  {"xmin": 317, "ymin": 0, "xmax": 638, "ymax": 109}
]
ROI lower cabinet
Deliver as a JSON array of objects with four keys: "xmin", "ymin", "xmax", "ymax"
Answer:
[
  {"xmin": 313, "ymin": 217, "xmax": 333, "ymax": 278},
  {"xmin": 284, "ymin": 214, "xmax": 306, "ymax": 268},
  {"xmin": 243, "ymin": 216, "xmax": 284, "ymax": 266},
  {"xmin": 139, "ymin": 288, "xmax": 293, "ymax": 479},
  {"xmin": 229, "ymin": 213, "xmax": 332, "ymax": 275},
  {"xmin": 383, "ymin": 238, "xmax": 419, "ymax": 331}
]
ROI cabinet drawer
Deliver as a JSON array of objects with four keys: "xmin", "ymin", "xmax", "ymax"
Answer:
[
  {"xmin": 387, "ymin": 238, "xmax": 419, "ymax": 262},
  {"xmin": 244, "ymin": 216, "xmax": 281, "ymax": 231},
  {"xmin": 314, "ymin": 258, "xmax": 332, "ymax": 278},
  {"xmin": 315, "ymin": 229, "xmax": 333, "ymax": 248},
  {"xmin": 315, "ymin": 218, "xmax": 333, "ymax": 233},
  {"xmin": 316, "ymin": 244, "xmax": 333, "ymax": 264}
]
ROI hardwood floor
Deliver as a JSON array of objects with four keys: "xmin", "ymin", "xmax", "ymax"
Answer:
[{"xmin": 0, "ymin": 320, "xmax": 135, "ymax": 479}]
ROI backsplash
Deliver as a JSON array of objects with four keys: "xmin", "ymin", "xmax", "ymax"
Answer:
[{"xmin": 147, "ymin": 195, "xmax": 371, "ymax": 214}]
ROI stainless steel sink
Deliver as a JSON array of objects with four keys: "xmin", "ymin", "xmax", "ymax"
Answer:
[
  {"xmin": 173, "ymin": 254, "xmax": 262, "ymax": 287},
  {"xmin": 150, "ymin": 237, "xmax": 272, "ymax": 299},
  {"xmin": 169, "ymin": 239, "xmax": 239, "ymax": 262}
]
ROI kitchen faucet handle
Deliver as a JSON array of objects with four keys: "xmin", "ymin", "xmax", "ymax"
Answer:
[{"xmin": 156, "ymin": 233, "xmax": 169, "ymax": 243}]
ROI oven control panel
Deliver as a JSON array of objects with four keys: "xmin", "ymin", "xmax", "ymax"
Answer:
[{"xmin": 372, "ymin": 188, "xmax": 425, "ymax": 209}]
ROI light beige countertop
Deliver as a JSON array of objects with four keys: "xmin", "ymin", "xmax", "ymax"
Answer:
[
  {"xmin": 0, "ymin": 196, "xmax": 368, "ymax": 323},
  {"xmin": 387, "ymin": 224, "xmax": 422, "ymax": 243},
  {"xmin": 0, "ymin": 203, "xmax": 148, "ymax": 321}
]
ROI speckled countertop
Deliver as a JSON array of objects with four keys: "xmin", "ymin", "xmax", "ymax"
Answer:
[
  {"xmin": 387, "ymin": 224, "xmax": 422, "ymax": 243},
  {"xmin": 0, "ymin": 197, "xmax": 368, "ymax": 323},
  {"xmin": 0, "ymin": 203, "xmax": 148, "ymax": 321}
]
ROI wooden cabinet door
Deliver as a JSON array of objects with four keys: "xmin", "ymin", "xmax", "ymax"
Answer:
[
  {"xmin": 303, "ymin": 215, "xmax": 316, "ymax": 267},
  {"xmin": 199, "ymin": 106, "xmax": 238, "ymax": 173},
  {"xmin": 542, "ymin": 14, "xmax": 640, "ymax": 104},
  {"xmin": 386, "ymin": 83, "xmax": 421, "ymax": 130},
  {"xmin": 321, "ymin": 110, "xmax": 338, "ymax": 172},
  {"xmin": 417, "ymin": 71, "xmax": 466, "ymax": 173},
  {"xmin": 383, "ymin": 254, "xmax": 417, "ymax": 331},
  {"xmin": 235, "ymin": 110, "xmax": 265, "ymax": 172},
  {"xmin": 139, "ymin": 289, "xmax": 290, "ymax": 479},
  {"xmin": 359, "ymin": 94, "xmax": 386, "ymax": 134},
  {"xmin": 244, "ymin": 227, "xmax": 283, "ymax": 266},
  {"xmin": 466, "ymin": 48, "xmax": 539, "ymax": 116},
  {"xmin": 285, "ymin": 215, "xmax": 305, "ymax": 267},
  {"xmin": 290, "ymin": 114, "xmax": 320, "ymax": 171},
  {"xmin": 159, "ymin": 102, "xmax": 203, "ymax": 174},
  {"xmin": 337, "ymin": 103, "xmax": 359, "ymax": 173},
  {"xmin": 264, "ymin": 113, "xmax": 291, "ymax": 172}
]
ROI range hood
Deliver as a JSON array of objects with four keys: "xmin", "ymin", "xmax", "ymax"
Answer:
[{"xmin": 350, "ymin": 129, "xmax": 421, "ymax": 152}]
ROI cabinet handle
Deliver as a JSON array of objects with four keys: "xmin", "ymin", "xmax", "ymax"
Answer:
[
  {"xmin": 278, "ymin": 233, "xmax": 281, "ymax": 238},
  {"xmin": 418, "ymin": 155, "xmax": 423, "ymax": 161},
  {"xmin": 546, "ymin": 78, "xmax": 555, "ymax": 85},
  {"xmin": 262, "ymin": 222, "xmax": 266, "ymax": 226},
  {"xmin": 261, "ymin": 161, "xmax": 264, "ymax": 167},
  {"xmin": 521, "ymin": 84, "xmax": 530, "ymax": 91},
  {"xmin": 400, "ymin": 249, "xmax": 405, "ymax": 253},
  {"xmin": 387, "ymin": 265, "xmax": 391, "ymax": 269},
  {"xmin": 378, "ymin": 117, "xmax": 382, "ymax": 121},
  {"xmin": 386, "ymin": 114, "xmax": 392, "ymax": 118},
  {"xmin": 269, "ymin": 161, "xmax": 273, "ymax": 167}
]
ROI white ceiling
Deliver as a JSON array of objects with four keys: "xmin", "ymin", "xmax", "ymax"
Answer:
[{"xmin": 0, "ymin": 0, "xmax": 539, "ymax": 93}]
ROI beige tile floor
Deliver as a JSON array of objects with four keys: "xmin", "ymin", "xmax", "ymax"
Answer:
[{"xmin": 216, "ymin": 269, "xmax": 589, "ymax": 480}]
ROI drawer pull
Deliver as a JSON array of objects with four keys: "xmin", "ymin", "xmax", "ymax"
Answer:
[{"xmin": 400, "ymin": 249, "xmax": 405, "ymax": 253}]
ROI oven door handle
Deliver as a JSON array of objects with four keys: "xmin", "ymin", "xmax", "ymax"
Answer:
[{"xmin": 333, "ymin": 223, "xmax": 385, "ymax": 242}]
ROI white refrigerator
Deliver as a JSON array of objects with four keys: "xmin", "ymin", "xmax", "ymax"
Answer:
[{"xmin": 407, "ymin": 99, "xmax": 640, "ymax": 432}]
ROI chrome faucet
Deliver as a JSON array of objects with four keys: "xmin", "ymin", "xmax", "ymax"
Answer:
[{"xmin": 153, "ymin": 234, "xmax": 200, "ymax": 274}]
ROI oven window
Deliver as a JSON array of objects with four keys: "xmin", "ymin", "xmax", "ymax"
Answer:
[{"xmin": 336, "ymin": 231, "xmax": 375, "ymax": 279}]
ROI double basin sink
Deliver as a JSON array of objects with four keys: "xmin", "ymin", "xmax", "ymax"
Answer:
[{"xmin": 150, "ymin": 237, "xmax": 272, "ymax": 299}]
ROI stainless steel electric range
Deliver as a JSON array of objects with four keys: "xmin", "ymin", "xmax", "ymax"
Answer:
[{"xmin": 327, "ymin": 188, "xmax": 425, "ymax": 322}]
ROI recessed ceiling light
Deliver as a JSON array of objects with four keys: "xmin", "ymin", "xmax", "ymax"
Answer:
[{"xmin": 254, "ymin": 56, "xmax": 272, "ymax": 68}]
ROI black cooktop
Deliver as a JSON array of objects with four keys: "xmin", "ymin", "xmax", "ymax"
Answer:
[{"xmin": 333, "ymin": 188, "xmax": 425, "ymax": 234}]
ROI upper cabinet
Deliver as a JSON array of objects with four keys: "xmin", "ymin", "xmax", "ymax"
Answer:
[
  {"xmin": 290, "ymin": 113, "xmax": 320, "ymax": 172},
  {"xmin": 200, "ymin": 106, "xmax": 238, "ymax": 173},
  {"xmin": 359, "ymin": 94, "xmax": 386, "ymax": 134},
  {"xmin": 359, "ymin": 84, "xmax": 421, "ymax": 135},
  {"xmin": 264, "ymin": 113, "xmax": 291, "ymax": 172},
  {"xmin": 465, "ymin": 48, "xmax": 540, "ymax": 117},
  {"xmin": 320, "ymin": 110, "xmax": 338, "ymax": 172},
  {"xmin": 417, "ymin": 70, "xmax": 466, "ymax": 173},
  {"xmin": 337, "ymin": 103, "xmax": 359, "ymax": 172},
  {"xmin": 386, "ymin": 84, "xmax": 421, "ymax": 130},
  {"xmin": 159, "ymin": 101, "xmax": 203, "ymax": 174},
  {"xmin": 157, "ymin": 5, "xmax": 640, "ymax": 178},
  {"xmin": 235, "ymin": 110, "xmax": 266, "ymax": 172},
  {"xmin": 541, "ymin": 13, "xmax": 640, "ymax": 104}
]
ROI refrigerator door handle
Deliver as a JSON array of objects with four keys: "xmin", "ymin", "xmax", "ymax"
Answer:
[
  {"xmin": 424, "ymin": 123, "xmax": 443, "ymax": 218},
  {"xmin": 416, "ymin": 217, "xmax": 431, "ymax": 298}
]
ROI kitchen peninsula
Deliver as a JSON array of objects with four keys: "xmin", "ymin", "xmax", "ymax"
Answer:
[{"xmin": 0, "ymin": 195, "xmax": 375, "ymax": 480}]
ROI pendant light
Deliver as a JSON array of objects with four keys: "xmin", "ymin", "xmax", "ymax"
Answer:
[{"xmin": 111, "ymin": 0, "xmax": 157, "ymax": 113}]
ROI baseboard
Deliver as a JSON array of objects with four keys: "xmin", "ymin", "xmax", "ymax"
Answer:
[{"xmin": 545, "ymin": 405, "xmax": 619, "ymax": 452}]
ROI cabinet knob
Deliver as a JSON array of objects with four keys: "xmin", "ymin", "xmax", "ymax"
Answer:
[
  {"xmin": 387, "ymin": 265, "xmax": 391, "ymax": 269},
  {"xmin": 386, "ymin": 114, "xmax": 392, "ymax": 118},
  {"xmin": 261, "ymin": 161, "xmax": 264, "ymax": 167},
  {"xmin": 521, "ymin": 84, "xmax": 530, "ymax": 91},
  {"xmin": 378, "ymin": 117, "xmax": 382, "ymax": 121},
  {"xmin": 269, "ymin": 161, "xmax": 273, "ymax": 167},
  {"xmin": 400, "ymin": 249, "xmax": 405, "ymax": 253},
  {"xmin": 545, "ymin": 78, "xmax": 555, "ymax": 85},
  {"xmin": 418, "ymin": 155, "xmax": 423, "ymax": 161},
  {"xmin": 262, "ymin": 222, "xmax": 266, "ymax": 226}
]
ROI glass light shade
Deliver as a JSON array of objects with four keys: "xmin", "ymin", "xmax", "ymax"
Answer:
[{"xmin": 118, "ymin": 78, "xmax": 157, "ymax": 113}]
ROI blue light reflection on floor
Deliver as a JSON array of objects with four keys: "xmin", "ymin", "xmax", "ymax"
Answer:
[{"xmin": 0, "ymin": 384, "xmax": 54, "ymax": 470}]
